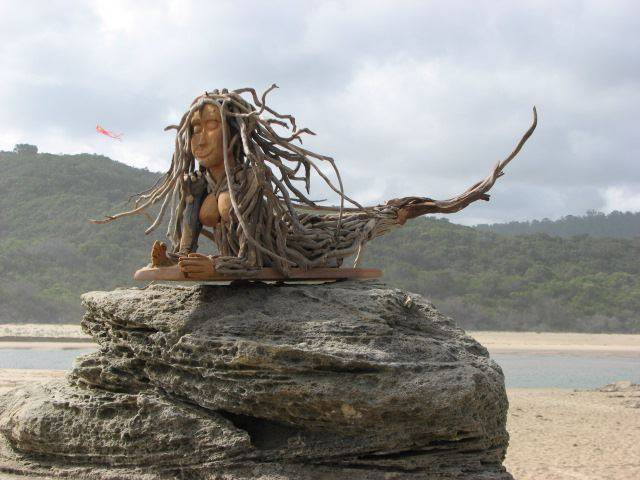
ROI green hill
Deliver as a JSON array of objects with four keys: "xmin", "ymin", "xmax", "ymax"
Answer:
[
  {"xmin": 364, "ymin": 220, "xmax": 640, "ymax": 333},
  {"xmin": 0, "ymin": 147, "xmax": 164, "ymax": 323},
  {"xmin": 1, "ymin": 146, "xmax": 639, "ymax": 333},
  {"xmin": 476, "ymin": 211, "xmax": 640, "ymax": 238}
]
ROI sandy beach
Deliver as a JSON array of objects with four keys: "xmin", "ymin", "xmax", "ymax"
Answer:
[
  {"xmin": 0, "ymin": 368, "xmax": 67, "ymax": 395},
  {"xmin": 0, "ymin": 324, "xmax": 93, "ymax": 349},
  {"xmin": 506, "ymin": 386, "xmax": 640, "ymax": 479},
  {"xmin": 0, "ymin": 327, "xmax": 638, "ymax": 478},
  {"xmin": 472, "ymin": 330, "xmax": 640, "ymax": 357}
]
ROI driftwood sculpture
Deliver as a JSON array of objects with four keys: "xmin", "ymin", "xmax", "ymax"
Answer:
[{"xmin": 92, "ymin": 85, "xmax": 537, "ymax": 280}]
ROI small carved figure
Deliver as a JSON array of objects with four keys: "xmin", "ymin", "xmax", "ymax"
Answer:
[{"xmin": 93, "ymin": 85, "xmax": 537, "ymax": 279}]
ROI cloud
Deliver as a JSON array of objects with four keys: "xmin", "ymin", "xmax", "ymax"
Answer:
[
  {"xmin": 0, "ymin": 0, "xmax": 638, "ymax": 224},
  {"xmin": 600, "ymin": 185, "xmax": 640, "ymax": 213}
]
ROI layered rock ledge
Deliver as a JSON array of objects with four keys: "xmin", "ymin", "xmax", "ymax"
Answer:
[{"xmin": 0, "ymin": 281, "xmax": 512, "ymax": 479}]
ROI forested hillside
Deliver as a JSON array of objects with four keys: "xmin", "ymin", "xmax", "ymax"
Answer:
[
  {"xmin": 365, "ymin": 219, "xmax": 640, "ymax": 333},
  {"xmin": 1, "ymin": 147, "xmax": 639, "ymax": 333},
  {"xmin": 0, "ymin": 147, "xmax": 163, "ymax": 323},
  {"xmin": 476, "ymin": 211, "xmax": 640, "ymax": 238}
]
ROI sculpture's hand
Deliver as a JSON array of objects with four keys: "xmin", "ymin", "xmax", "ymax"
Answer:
[
  {"xmin": 183, "ymin": 172, "xmax": 207, "ymax": 197},
  {"xmin": 178, "ymin": 253, "xmax": 216, "ymax": 280}
]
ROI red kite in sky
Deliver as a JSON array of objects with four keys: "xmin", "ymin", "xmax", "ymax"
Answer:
[{"xmin": 96, "ymin": 125, "xmax": 123, "ymax": 141}]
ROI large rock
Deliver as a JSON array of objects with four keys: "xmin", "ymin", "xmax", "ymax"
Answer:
[{"xmin": 0, "ymin": 281, "xmax": 512, "ymax": 479}]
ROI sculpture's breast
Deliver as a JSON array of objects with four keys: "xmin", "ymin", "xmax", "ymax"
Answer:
[
  {"xmin": 198, "ymin": 191, "xmax": 233, "ymax": 227},
  {"xmin": 199, "ymin": 193, "xmax": 220, "ymax": 227},
  {"xmin": 218, "ymin": 192, "xmax": 232, "ymax": 223}
]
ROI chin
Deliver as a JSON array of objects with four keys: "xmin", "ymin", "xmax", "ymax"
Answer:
[{"xmin": 196, "ymin": 155, "xmax": 214, "ymax": 167}]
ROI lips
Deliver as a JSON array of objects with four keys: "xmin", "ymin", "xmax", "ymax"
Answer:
[{"xmin": 193, "ymin": 147, "xmax": 212, "ymax": 159}]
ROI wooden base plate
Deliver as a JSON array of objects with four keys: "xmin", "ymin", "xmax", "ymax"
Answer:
[{"xmin": 133, "ymin": 265, "xmax": 382, "ymax": 282}]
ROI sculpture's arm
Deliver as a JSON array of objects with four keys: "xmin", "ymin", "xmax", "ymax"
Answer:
[
  {"xmin": 177, "ymin": 173, "xmax": 207, "ymax": 254},
  {"xmin": 387, "ymin": 107, "xmax": 537, "ymax": 224}
]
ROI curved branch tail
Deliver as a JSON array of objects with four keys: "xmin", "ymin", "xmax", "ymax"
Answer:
[{"xmin": 389, "ymin": 106, "xmax": 538, "ymax": 223}]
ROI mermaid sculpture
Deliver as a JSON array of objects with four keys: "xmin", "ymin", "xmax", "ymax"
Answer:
[{"xmin": 93, "ymin": 85, "xmax": 537, "ymax": 280}]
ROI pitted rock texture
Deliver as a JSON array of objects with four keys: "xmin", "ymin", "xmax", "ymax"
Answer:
[{"xmin": 0, "ymin": 281, "xmax": 512, "ymax": 479}]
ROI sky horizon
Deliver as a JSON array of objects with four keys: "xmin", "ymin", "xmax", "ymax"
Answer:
[{"xmin": 1, "ymin": 1, "xmax": 638, "ymax": 225}]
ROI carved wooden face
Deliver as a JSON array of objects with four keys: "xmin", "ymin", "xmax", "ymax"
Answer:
[{"xmin": 190, "ymin": 103, "xmax": 225, "ymax": 169}]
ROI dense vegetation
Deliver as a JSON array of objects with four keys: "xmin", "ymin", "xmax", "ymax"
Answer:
[
  {"xmin": 1, "ymin": 146, "xmax": 639, "ymax": 333},
  {"xmin": 0, "ymin": 147, "xmax": 164, "ymax": 323},
  {"xmin": 476, "ymin": 210, "xmax": 640, "ymax": 238},
  {"xmin": 365, "ymin": 219, "xmax": 640, "ymax": 333}
]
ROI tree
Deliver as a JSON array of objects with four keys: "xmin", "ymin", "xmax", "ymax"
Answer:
[{"xmin": 13, "ymin": 144, "xmax": 38, "ymax": 155}]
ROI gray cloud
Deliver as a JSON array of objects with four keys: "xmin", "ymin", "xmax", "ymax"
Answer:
[{"xmin": 1, "ymin": 0, "xmax": 638, "ymax": 224}]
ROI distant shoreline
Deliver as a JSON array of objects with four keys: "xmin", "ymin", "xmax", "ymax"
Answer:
[
  {"xmin": 0, "ymin": 339, "xmax": 96, "ymax": 350},
  {"xmin": 0, "ymin": 336, "xmax": 92, "ymax": 343},
  {"xmin": 0, "ymin": 324, "xmax": 94, "ymax": 350},
  {"xmin": 472, "ymin": 331, "xmax": 640, "ymax": 357},
  {"xmin": 0, "ymin": 325, "xmax": 638, "ymax": 356}
]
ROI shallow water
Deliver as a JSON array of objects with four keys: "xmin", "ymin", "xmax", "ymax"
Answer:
[
  {"xmin": 0, "ymin": 348, "xmax": 638, "ymax": 389},
  {"xmin": 0, "ymin": 348, "xmax": 95, "ymax": 371},
  {"xmin": 493, "ymin": 352, "xmax": 640, "ymax": 388}
]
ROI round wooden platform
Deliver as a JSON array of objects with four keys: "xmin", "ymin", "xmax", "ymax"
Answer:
[{"xmin": 133, "ymin": 265, "xmax": 382, "ymax": 282}]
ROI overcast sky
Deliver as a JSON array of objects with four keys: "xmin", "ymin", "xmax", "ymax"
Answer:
[{"xmin": 1, "ymin": 0, "xmax": 638, "ymax": 225}]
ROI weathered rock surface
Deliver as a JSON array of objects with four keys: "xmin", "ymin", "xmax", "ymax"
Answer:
[{"xmin": 0, "ymin": 281, "xmax": 512, "ymax": 479}]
